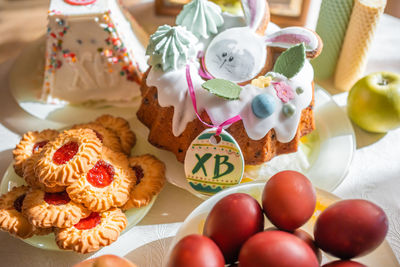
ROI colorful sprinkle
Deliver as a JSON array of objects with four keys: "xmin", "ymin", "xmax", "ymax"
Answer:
[{"xmin": 45, "ymin": 9, "xmax": 141, "ymax": 87}]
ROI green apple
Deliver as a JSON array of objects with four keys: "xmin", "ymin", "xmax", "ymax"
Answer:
[{"xmin": 347, "ymin": 72, "xmax": 400, "ymax": 133}]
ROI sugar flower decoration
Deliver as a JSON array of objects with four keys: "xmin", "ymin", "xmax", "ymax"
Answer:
[{"xmin": 273, "ymin": 81, "xmax": 294, "ymax": 103}]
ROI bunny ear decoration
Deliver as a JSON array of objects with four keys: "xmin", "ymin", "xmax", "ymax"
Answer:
[
  {"xmin": 265, "ymin": 27, "xmax": 323, "ymax": 58},
  {"xmin": 241, "ymin": 0, "xmax": 270, "ymax": 35}
]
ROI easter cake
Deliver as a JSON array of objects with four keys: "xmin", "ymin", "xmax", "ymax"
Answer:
[
  {"xmin": 138, "ymin": 0, "xmax": 322, "ymax": 165},
  {"xmin": 41, "ymin": 0, "xmax": 148, "ymax": 104}
]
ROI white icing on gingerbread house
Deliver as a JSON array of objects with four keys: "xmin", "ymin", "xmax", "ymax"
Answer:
[{"xmin": 42, "ymin": 0, "xmax": 148, "ymax": 104}]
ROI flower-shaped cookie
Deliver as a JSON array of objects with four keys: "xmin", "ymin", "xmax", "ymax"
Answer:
[
  {"xmin": 72, "ymin": 122, "xmax": 123, "ymax": 153},
  {"xmin": 23, "ymin": 153, "xmax": 65, "ymax": 193},
  {"xmin": 123, "ymin": 154, "xmax": 166, "ymax": 210},
  {"xmin": 0, "ymin": 186, "xmax": 39, "ymax": 238},
  {"xmin": 95, "ymin": 115, "xmax": 136, "ymax": 155},
  {"xmin": 22, "ymin": 189, "xmax": 89, "ymax": 228},
  {"xmin": 55, "ymin": 208, "xmax": 127, "ymax": 253},
  {"xmin": 13, "ymin": 129, "xmax": 59, "ymax": 177},
  {"xmin": 67, "ymin": 147, "xmax": 135, "ymax": 212},
  {"xmin": 35, "ymin": 129, "xmax": 102, "ymax": 187}
]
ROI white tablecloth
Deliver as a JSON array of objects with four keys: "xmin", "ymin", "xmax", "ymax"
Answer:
[{"xmin": 0, "ymin": 1, "xmax": 399, "ymax": 266}]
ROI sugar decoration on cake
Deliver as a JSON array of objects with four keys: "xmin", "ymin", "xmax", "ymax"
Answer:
[
  {"xmin": 145, "ymin": 0, "xmax": 322, "ymax": 143},
  {"xmin": 176, "ymin": 0, "xmax": 224, "ymax": 40}
]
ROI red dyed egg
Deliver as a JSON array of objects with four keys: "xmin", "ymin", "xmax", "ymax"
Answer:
[
  {"xmin": 167, "ymin": 234, "xmax": 225, "ymax": 267},
  {"xmin": 262, "ymin": 170, "xmax": 316, "ymax": 231},
  {"xmin": 73, "ymin": 255, "xmax": 137, "ymax": 267},
  {"xmin": 203, "ymin": 193, "xmax": 264, "ymax": 263},
  {"xmin": 322, "ymin": 260, "xmax": 367, "ymax": 267},
  {"xmin": 238, "ymin": 230, "xmax": 319, "ymax": 267},
  {"xmin": 293, "ymin": 229, "xmax": 322, "ymax": 263},
  {"xmin": 314, "ymin": 199, "xmax": 388, "ymax": 259}
]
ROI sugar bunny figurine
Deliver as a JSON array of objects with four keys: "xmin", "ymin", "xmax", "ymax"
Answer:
[{"xmin": 197, "ymin": 0, "xmax": 323, "ymax": 84}]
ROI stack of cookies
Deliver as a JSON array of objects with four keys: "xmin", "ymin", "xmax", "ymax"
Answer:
[{"xmin": 0, "ymin": 115, "xmax": 166, "ymax": 253}]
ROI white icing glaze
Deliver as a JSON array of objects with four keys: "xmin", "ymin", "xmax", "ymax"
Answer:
[
  {"xmin": 42, "ymin": 0, "xmax": 147, "ymax": 103},
  {"xmin": 146, "ymin": 60, "xmax": 314, "ymax": 142}
]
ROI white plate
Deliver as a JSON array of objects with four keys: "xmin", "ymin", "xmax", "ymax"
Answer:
[
  {"xmin": 167, "ymin": 182, "xmax": 398, "ymax": 266},
  {"xmin": 8, "ymin": 36, "xmax": 140, "ymax": 125},
  {"xmin": 0, "ymin": 164, "xmax": 156, "ymax": 251}
]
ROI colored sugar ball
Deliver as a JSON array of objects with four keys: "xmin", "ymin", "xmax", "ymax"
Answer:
[
  {"xmin": 283, "ymin": 103, "xmax": 296, "ymax": 117},
  {"xmin": 251, "ymin": 94, "xmax": 276, "ymax": 118}
]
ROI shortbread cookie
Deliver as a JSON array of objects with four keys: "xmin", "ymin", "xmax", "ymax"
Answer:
[
  {"xmin": 13, "ymin": 129, "xmax": 59, "ymax": 177},
  {"xmin": 22, "ymin": 189, "xmax": 89, "ymax": 228},
  {"xmin": 35, "ymin": 129, "xmax": 102, "ymax": 187},
  {"xmin": 67, "ymin": 147, "xmax": 135, "ymax": 212},
  {"xmin": 0, "ymin": 186, "xmax": 37, "ymax": 238},
  {"xmin": 95, "ymin": 115, "xmax": 136, "ymax": 155},
  {"xmin": 55, "ymin": 208, "xmax": 127, "ymax": 253},
  {"xmin": 23, "ymin": 153, "xmax": 65, "ymax": 193},
  {"xmin": 123, "ymin": 154, "xmax": 166, "ymax": 210},
  {"xmin": 72, "ymin": 123, "xmax": 124, "ymax": 153}
]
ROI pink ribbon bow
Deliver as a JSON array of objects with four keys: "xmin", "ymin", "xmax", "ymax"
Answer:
[{"xmin": 186, "ymin": 65, "xmax": 241, "ymax": 136}]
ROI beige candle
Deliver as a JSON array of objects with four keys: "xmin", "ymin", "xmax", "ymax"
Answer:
[
  {"xmin": 334, "ymin": 0, "xmax": 386, "ymax": 91},
  {"xmin": 311, "ymin": 0, "xmax": 354, "ymax": 81}
]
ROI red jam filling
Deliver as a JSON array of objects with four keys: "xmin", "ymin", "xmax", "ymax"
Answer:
[
  {"xmin": 44, "ymin": 191, "xmax": 70, "ymax": 205},
  {"xmin": 74, "ymin": 212, "xmax": 101, "ymax": 230},
  {"xmin": 13, "ymin": 194, "xmax": 26, "ymax": 212},
  {"xmin": 52, "ymin": 141, "xmax": 79, "ymax": 165},
  {"xmin": 92, "ymin": 130, "xmax": 104, "ymax": 143},
  {"xmin": 86, "ymin": 160, "xmax": 115, "ymax": 188},
  {"xmin": 132, "ymin": 165, "xmax": 144, "ymax": 185},
  {"xmin": 32, "ymin": 140, "xmax": 49, "ymax": 153}
]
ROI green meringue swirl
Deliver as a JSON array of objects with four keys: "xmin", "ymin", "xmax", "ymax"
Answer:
[
  {"xmin": 146, "ymin": 25, "xmax": 198, "ymax": 72},
  {"xmin": 176, "ymin": 0, "xmax": 224, "ymax": 39}
]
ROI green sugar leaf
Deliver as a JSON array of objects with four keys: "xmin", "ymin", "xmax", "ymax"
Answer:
[
  {"xmin": 273, "ymin": 43, "xmax": 306, "ymax": 79},
  {"xmin": 202, "ymin": 79, "xmax": 242, "ymax": 100}
]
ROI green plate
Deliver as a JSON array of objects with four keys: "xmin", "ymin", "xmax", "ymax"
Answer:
[{"xmin": 0, "ymin": 164, "xmax": 156, "ymax": 251}]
